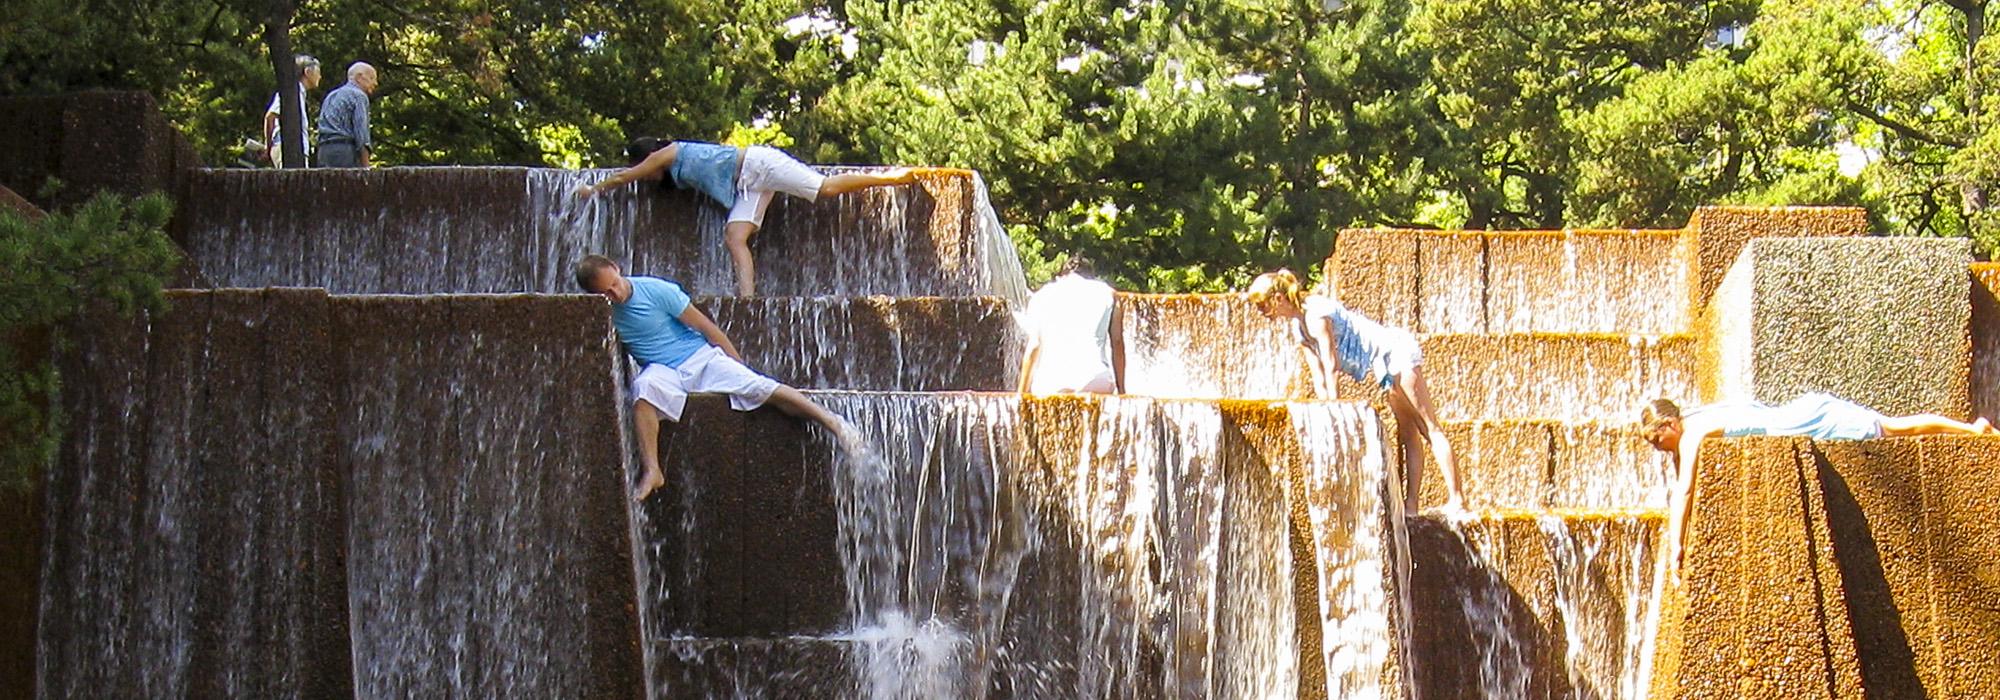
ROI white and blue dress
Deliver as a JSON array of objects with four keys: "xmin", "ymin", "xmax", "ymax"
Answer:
[
  {"xmin": 1685, "ymin": 393, "xmax": 1886, "ymax": 440},
  {"xmin": 1300, "ymin": 295, "xmax": 1423, "ymax": 390}
]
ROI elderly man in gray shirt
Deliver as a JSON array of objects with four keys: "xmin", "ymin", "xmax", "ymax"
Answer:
[{"xmin": 316, "ymin": 62, "xmax": 379, "ymax": 167}]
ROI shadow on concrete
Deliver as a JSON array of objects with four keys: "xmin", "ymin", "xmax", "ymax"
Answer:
[{"xmin": 1808, "ymin": 444, "xmax": 1929, "ymax": 699}]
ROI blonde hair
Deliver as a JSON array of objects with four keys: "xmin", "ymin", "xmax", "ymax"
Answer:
[
  {"xmin": 1639, "ymin": 398, "xmax": 1681, "ymax": 434},
  {"xmin": 1247, "ymin": 269, "xmax": 1306, "ymax": 310}
]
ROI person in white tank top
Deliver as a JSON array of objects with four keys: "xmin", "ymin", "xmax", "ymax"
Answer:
[{"xmin": 1018, "ymin": 255, "xmax": 1125, "ymax": 395}]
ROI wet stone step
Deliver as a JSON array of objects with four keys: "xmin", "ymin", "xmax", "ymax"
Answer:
[
  {"xmin": 176, "ymin": 166, "xmax": 1027, "ymax": 300},
  {"xmin": 1399, "ymin": 420, "xmax": 1670, "ymax": 512}
]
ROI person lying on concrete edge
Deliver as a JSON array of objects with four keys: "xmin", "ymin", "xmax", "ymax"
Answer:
[
  {"xmin": 1640, "ymin": 393, "xmax": 1994, "ymax": 577},
  {"xmin": 1248, "ymin": 269, "xmax": 1464, "ymax": 513},
  {"xmin": 576, "ymin": 255, "xmax": 860, "ymax": 500},
  {"xmin": 574, "ymin": 137, "xmax": 918, "ymax": 297},
  {"xmin": 1018, "ymin": 254, "xmax": 1125, "ymax": 396}
]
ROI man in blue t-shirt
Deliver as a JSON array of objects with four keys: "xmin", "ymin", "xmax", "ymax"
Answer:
[
  {"xmin": 574, "ymin": 137, "xmax": 926, "ymax": 297},
  {"xmin": 575, "ymin": 255, "xmax": 854, "ymax": 500}
]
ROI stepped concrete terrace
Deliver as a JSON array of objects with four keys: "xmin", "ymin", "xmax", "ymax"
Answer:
[{"xmin": 10, "ymin": 92, "xmax": 2000, "ymax": 699}]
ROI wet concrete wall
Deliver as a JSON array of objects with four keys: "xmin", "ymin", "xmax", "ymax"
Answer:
[
  {"xmin": 39, "ymin": 290, "xmax": 643, "ymax": 698},
  {"xmin": 1398, "ymin": 333, "xmax": 1697, "ymax": 423},
  {"xmin": 40, "ymin": 290, "xmax": 352, "ymax": 698},
  {"xmin": 1709, "ymin": 237, "xmax": 1971, "ymax": 418},
  {"xmin": 0, "ymin": 92, "xmax": 201, "ymax": 212},
  {"xmin": 1688, "ymin": 205, "xmax": 1869, "ymax": 309},
  {"xmin": 699, "ymin": 295, "xmax": 1023, "ymax": 392},
  {"xmin": 1117, "ymin": 294, "xmax": 1319, "ymax": 399},
  {"xmin": 634, "ymin": 394, "xmax": 1402, "ymax": 700},
  {"xmin": 1411, "ymin": 421, "xmax": 1669, "ymax": 511},
  {"xmin": 178, "ymin": 167, "xmax": 1028, "ymax": 300},
  {"xmin": 1324, "ymin": 229, "xmax": 1693, "ymax": 336},
  {"xmin": 1406, "ymin": 512, "xmax": 1661, "ymax": 700},
  {"xmin": 1972, "ymin": 264, "xmax": 2000, "ymax": 422},
  {"xmin": 1641, "ymin": 436, "xmax": 2000, "ymax": 698}
]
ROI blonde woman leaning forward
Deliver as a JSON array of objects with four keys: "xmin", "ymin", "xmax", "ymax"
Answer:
[{"xmin": 1248, "ymin": 269, "xmax": 1464, "ymax": 512}]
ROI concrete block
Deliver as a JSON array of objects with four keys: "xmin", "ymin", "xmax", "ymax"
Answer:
[
  {"xmin": 1689, "ymin": 205, "xmax": 1869, "ymax": 308},
  {"xmin": 0, "ymin": 184, "xmax": 43, "ymax": 220},
  {"xmin": 1918, "ymin": 438, "xmax": 2000, "ymax": 697},
  {"xmin": 1710, "ymin": 237, "xmax": 1972, "ymax": 418},
  {"xmin": 1416, "ymin": 333, "xmax": 1697, "ymax": 423},
  {"xmin": 1548, "ymin": 422, "xmax": 1671, "ymax": 510},
  {"xmin": 1811, "ymin": 439, "xmax": 1934, "ymax": 698},
  {"xmin": 1119, "ymin": 294, "xmax": 1318, "ymax": 399},
  {"xmin": 701, "ymin": 296, "xmax": 1020, "ymax": 392},
  {"xmin": 1418, "ymin": 231, "xmax": 1486, "ymax": 334},
  {"xmin": 179, "ymin": 167, "xmax": 1022, "ymax": 298},
  {"xmin": 1329, "ymin": 229, "xmax": 1420, "ymax": 331},
  {"xmin": 1417, "ymin": 421, "xmax": 1555, "ymax": 511},
  {"xmin": 1971, "ymin": 264, "xmax": 2000, "ymax": 423},
  {"xmin": 1486, "ymin": 230, "xmax": 1692, "ymax": 335}
]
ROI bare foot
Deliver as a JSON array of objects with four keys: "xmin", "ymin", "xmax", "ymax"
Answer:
[
  {"xmin": 1976, "ymin": 417, "xmax": 1994, "ymax": 434},
  {"xmin": 634, "ymin": 469, "xmax": 665, "ymax": 501}
]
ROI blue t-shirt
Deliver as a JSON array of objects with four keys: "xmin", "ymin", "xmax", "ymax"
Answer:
[
  {"xmin": 669, "ymin": 141, "xmax": 740, "ymax": 211},
  {"xmin": 612, "ymin": 276, "xmax": 710, "ymax": 368}
]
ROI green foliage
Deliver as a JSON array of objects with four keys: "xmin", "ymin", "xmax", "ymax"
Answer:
[
  {"xmin": 0, "ymin": 192, "xmax": 180, "ymax": 491},
  {"xmin": 4, "ymin": 0, "xmax": 1996, "ymax": 282}
]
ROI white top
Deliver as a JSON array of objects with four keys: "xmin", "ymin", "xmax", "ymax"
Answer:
[
  {"xmin": 1024, "ymin": 273, "xmax": 1115, "ymax": 393},
  {"xmin": 265, "ymin": 86, "xmax": 312, "ymax": 156}
]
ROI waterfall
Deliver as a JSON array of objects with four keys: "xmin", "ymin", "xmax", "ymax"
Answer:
[{"xmin": 178, "ymin": 167, "xmax": 1028, "ymax": 299}]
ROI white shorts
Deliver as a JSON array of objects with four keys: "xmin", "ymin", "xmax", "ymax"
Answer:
[
  {"xmin": 727, "ymin": 146, "xmax": 826, "ymax": 226},
  {"xmin": 631, "ymin": 345, "xmax": 780, "ymax": 421}
]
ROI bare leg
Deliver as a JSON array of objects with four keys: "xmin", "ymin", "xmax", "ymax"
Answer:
[
  {"xmin": 819, "ymin": 169, "xmax": 915, "ymax": 196},
  {"xmin": 763, "ymin": 385, "xmax": 849, "ymax": 437},
  {"xmin": 1880, "ymin": 413, "xmax": 1992, "ymax": 437},
  {"xmin": 1384, "ymin": 391, "xmax": 1429, "ymax": 513},
  {"xmin": 1391, "ymin": 366, "xmax": 1462, "ymax": 510},
  {"xmin": 724, "ymin": 221, "xmax": 759, "ymax": 296},
  {"xmin": 634, "ymin": 400, "xmax": 666, "ymax": 500}
]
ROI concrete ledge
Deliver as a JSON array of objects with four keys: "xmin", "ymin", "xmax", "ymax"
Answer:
[
  {"xmin": 42, "ymin": 290, "xmax": 644, "ymax": 697},
  {"xmin": 1406, "ymin": 511, "xmax": 1662, "ymax": 700},
  {"xmin": 1972, "ymin": 264, "xmax": 2000, "ymax": 422},
  {"xmin": 1690, "ymin": 205, "xmax": 1869, "ymax": 309},
  {"xmin": 1411, "ymin": 421, "xmax": 1668, "ymax": 511},
  {"xmin": 1393, "ymin": 333, "xmax": 1697, "ymax": 423},
  {"xmin": 178, "ymin": 167, "xmax": 1020, "ymax": 298},
  {"xmin": 699, "ymin": 295, "xmax": 1022, "ymax": 392},
  {"xmin": 640, "ymin": 393, "xmax": 1398, "ymax": 699},
  {"xmin": 0, "ymin": 91, "xmax": 201, "ymax": 212},
  {"xmin": 1117, "ymin": 293, "xmax": 1319, "ymax": 399},
  {"xmin": 1708, "ymin": 237, "xmax": 1971, "ymax": 418}
]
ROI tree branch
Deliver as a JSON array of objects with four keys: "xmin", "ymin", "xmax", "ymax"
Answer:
[{"xmin": 1842, "ymin": 97, "xmax": 1961, "ymax": 147}]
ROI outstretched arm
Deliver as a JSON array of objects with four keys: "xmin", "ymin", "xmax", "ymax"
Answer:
[
  {"xmin": 580, "ymin": 147, "xmax": 674, "ymax": 198},
  {"xmin": 1664, "ymin": 432, "xmax": 1703, "ymax": 578},
  {"xmin": 678, "ymin": 304, "xmax": 744, "ymax": 362}
]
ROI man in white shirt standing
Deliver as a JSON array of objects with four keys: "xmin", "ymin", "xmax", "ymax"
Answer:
[
  {"xmin": 263, "ymin": 54, "xmax": 320, "ymax": 168},
  {"xmin": 1019, "ymin": 255, "xmax": 1125, "ymax": 395}
]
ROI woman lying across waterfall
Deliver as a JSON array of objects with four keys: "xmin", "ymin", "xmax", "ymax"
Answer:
[
  {"xmin": 574, "ymin": 137, "xmax": 917, "ymax": 297},
  {"xmin": 576, "ymin": 255, "xmax": 864, "ymax": 500},
  {"xmin": 1640, "ymin": 394, "xmax": 1994, "ymax": 574},
  {"xmin": 1247, "ymin": 269, "xmax": 1465, "ymax": 512}
]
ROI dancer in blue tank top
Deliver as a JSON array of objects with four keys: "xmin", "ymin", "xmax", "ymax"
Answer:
[
  {"xmin": 575, "ymin": 136, "xmax": 923, "ymax": 297},
  {"xmin": 1640, "ymin": 394, "xmax": 1993, "ymax": 577},
  {"xmin": 1248, "ymin": 269, "xmax": 1465, "ymax": 512}
]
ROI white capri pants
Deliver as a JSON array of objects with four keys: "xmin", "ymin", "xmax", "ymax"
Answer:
[
  {"xmin": 726, "ymin": 146, "xmax": 827, "ymax": 227},
  {"xmin": 632, "ymin": 345, "xmax": 780, "ymax": 421}
]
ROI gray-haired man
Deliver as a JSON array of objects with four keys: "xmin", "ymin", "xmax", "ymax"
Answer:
[
  {"xmin": 316, "ymin": 62, "xmax": 379, "ymax": 167},
  {"xmin": 263, "ymin": 54, "xmax": 320, "ymax": 168}
]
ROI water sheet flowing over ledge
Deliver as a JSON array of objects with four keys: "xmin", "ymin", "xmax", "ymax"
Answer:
[
  {"xmin": 38, "ymin": 289, "xmax": 643, "ymax": 698},
  {"xmin": 633, "ymin": 393, "xmax": 1408, "ymax": 699},
  {"xmin": 176, "ymin": 167, "xmax": 1029, "ymax": 301}
]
